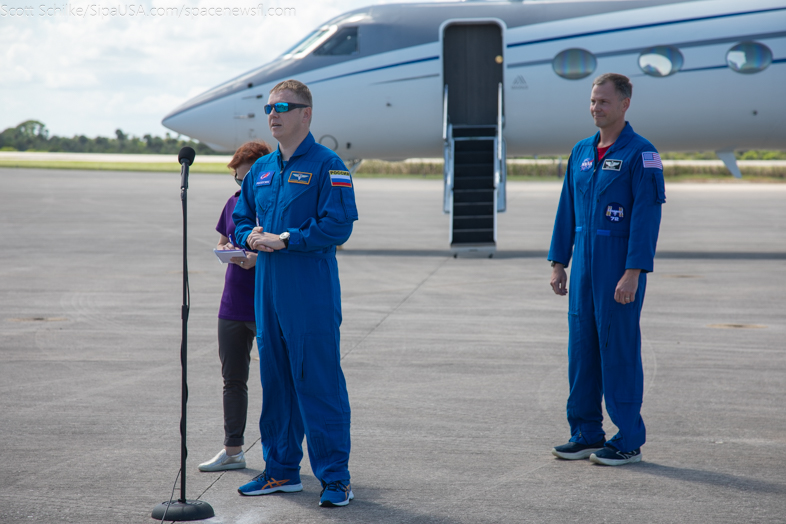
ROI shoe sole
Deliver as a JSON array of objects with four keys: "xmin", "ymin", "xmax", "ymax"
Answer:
[
  {"xmin": 238, "ymin": 483, "xmax": 303, "ymax": 496},
  {"xmin": 552, "ymin": 448, "xmax": 603, "ymax": 460},
  {"xmin": 198, "ymin": 462, "xmax": 246, "ymax": 472},
  {"xmin": 320, "ymin": 490, "xmax": 354, "ymax": 507},
  {"xmin": 589, "ymin": 453, "xmax": 642, "ymax": 466}
]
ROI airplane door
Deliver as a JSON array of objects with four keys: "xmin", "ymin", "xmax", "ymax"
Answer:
[
  {"xmin": 442, "ymin": 22, "xmax": 505, "ymax": 254},
  {"xmin": 443, "ymin": 23, "xmax": 503, "ymax": 125}
]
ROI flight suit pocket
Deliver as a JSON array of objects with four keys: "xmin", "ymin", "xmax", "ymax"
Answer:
[
  {"xmin": 652, "ymin": 172, "xmax": 666, "ymax": 204},
  {"xmin": 339, "ymin": 189, "xmax": 359, "ymax": 222},
  {"xmin": 297, "ymin": 332, "xmax": 340, "ymax": 396}
]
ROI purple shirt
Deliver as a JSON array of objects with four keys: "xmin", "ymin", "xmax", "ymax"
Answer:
[{"xmin": 216, "ymin": 192, "xmax": 255, "ymax": 321}]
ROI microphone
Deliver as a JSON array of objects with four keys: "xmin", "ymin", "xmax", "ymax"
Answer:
[{"xmin": 178, "ymin": 147, "xmax": 195, "ymax": 191}]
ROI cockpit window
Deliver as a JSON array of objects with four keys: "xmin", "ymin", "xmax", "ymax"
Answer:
[
  {"xmin": 314, "ymin": 27, "xmax": 358, "ymax": 56},
  {"xmin": 281, "ymin": 27, "xmax": 335, "ymax": 58}
]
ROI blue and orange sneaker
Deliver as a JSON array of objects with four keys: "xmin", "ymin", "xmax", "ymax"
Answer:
[
  {"xmin": 319, "ymin": 479, "xmax": 353, "ymax": 507},
  {"xmin": 237, "ymin": 470, "xmax": 303, "ymax": 496}
]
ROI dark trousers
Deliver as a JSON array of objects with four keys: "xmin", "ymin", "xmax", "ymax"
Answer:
[{"xmin": 218, "ymin": 318, "xmax": 256, "ymax": 447}]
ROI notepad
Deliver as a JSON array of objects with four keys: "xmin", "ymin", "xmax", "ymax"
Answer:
[{"xmin": 213, "ymin": 249, "xmax": 246, "ymax": 264}]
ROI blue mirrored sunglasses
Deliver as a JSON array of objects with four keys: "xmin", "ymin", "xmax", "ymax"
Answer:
[{"xmin": 264, "ymin": 102, "xmax": 311, "ymax": 114}]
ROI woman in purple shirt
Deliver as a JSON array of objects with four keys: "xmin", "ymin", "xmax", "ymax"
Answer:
[{"xmin": 199, "ymin": 141, "xmax": 272, "ymax": 472}]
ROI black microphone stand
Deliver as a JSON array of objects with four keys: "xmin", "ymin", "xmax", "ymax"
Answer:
[{"xmin": 152, "ymin": 148, "xmax": 214, "ymax": 521}]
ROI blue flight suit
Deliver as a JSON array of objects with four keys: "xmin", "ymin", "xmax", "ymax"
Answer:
[
  {"xmin": 233, "ymin": 132, "xmax": 358, "ymax": 483},
  {"xmin": 548, "ymin": 122, "xmax": 666, "ymax": 453}
]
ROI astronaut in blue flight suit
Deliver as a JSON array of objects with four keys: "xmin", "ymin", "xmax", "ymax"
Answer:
[
  {"xmin": 548, "ymin": 74, "xmax": 666, "ymax": 466},
  {"xmin": 232, "ymin": 80, "xmax": 358, "ymax": 506}
]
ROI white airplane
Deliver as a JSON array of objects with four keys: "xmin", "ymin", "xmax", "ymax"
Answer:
[{"xmin": 163, "ymin": 0, "xmax": 785, "ymax": 252}]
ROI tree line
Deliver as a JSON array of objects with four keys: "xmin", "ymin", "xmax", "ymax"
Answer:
[{"xmin": 0, "ymin": 120, "xmax": 219, "ymax": 155}]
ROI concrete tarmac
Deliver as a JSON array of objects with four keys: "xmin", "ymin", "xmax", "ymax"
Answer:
[{"xmin": 0, "ymin": 168, "xmax": 784, "ymax": 524}]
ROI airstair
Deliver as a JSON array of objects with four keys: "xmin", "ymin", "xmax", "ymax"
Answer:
[{"xmin": 443, "ymin": 83, "xmax": 506, "ymax": 256}]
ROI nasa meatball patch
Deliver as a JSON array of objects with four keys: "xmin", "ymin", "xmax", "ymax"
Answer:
[
  {"xmin": 605, "ymin": 203, "xmax": 625, "ymax": 222},
  {"xmin": 602, "ymin": 159, "xmax": 623, "ymax": 171},
  {"xmin": 580, "ymin": 158, "xmax": 593, "ymax": 171}
]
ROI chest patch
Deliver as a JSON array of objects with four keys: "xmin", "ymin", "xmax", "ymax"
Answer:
[
  {"xmin": 256, "ymin": 171, "xmax": 274, "ymax": 186},
  {"xmin": 330, "ymin": 170, "xmax": 352, "ymax": 188},
  {"xmin": 604, "ymin": 203, "xmax": 625, "ymax": 222},
  {"xmin": 580, "ymin": 158, "xmax": 593, "ymax": 171},
  {"xmin": 602, "ymin": 159, "xmax": 623, "ymax": 171},
  {"xmin": 288, "ymin": 171, "xmax": 312, "ymax": 185}
]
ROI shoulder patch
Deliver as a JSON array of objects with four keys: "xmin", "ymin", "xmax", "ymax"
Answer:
[
  {"xmin": 329, "ymin": 170, "xmax": 352, "ymax": 188},
  {"xmin": 288, "ymin": 171, "xmax": 312, "ymax": 185},
  {"xmin": 642, "ymin": 152, "xmax": 663, "ymax": 170},
  {"xmin": 602, "ymin": 159, "xmax": 623, "ymax": 171}
]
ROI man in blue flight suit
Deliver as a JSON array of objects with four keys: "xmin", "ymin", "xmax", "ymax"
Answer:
[
  {"xmin": 232, "ymin": 80, "xmax": 358, "ymax": 505},
  {"xmin": 548, "ymin": 73, "xmax": 666, "ymax": 466}
]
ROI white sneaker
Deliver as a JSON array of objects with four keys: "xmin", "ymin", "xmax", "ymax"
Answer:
[{"xmin": 198, "ymin": 449, "xmax": 246, "ymax": 472}]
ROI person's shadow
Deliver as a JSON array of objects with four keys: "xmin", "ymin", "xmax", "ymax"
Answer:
[{"xmin": 631, "ymin": 462, "xmax": 785, "ymax": 494}]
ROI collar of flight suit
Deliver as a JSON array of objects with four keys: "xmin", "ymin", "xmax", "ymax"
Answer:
[
  {"xmin": 274, "ymin": 132, "xmax": 316, "ymax": 170},
  {"xmin": 591, "ymin": 122, "xmax": 637, "ymax": 195}
]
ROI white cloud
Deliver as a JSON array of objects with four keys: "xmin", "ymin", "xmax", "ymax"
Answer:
[{"xmin": 0, "ymin": 0, "xmax": 400, "ymax": 138}]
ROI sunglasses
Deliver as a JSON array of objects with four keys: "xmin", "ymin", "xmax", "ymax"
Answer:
[{"xmin": 264, "ymin": 102, "xmax": 310, "ymax": 114}]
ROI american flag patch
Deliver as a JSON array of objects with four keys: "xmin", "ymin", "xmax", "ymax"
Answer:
[
  {"xmin": 329, "ymin": 170, "xmax": 352, "ymax": 188},
  {"xmin": 642, "ymin": 152, "xmax": 663, "ymax": 170}
]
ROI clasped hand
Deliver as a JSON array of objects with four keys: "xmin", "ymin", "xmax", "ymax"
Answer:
[{"xmin": 246, "ymin": 227, "xmax": 286, "ymax": 252}]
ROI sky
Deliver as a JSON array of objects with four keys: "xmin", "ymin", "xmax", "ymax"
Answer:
[{"xmin": 0, "ymin": 0, "xmax": 408, "ymax": 139}]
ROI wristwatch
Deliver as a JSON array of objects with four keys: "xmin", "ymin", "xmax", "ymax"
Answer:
[{"xmin": 279, "ymin": 231, "xmax": 290, "ymax": 248}]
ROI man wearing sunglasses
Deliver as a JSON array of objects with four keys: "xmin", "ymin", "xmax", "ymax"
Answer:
[{"xmin": 232, "ymin": 79, "xmax": 358, "ymax": 507}]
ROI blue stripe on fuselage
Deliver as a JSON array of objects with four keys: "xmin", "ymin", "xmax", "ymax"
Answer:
[
  {"xmin": 310, "ymin": 55, "xmax": 439, "ymax": 85},
  {"xmin": 507, "ymin": 7, "xmax": 786, "ymax": 48}
]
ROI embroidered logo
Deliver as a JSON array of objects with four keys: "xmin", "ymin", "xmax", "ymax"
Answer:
[
  {"xmin": 642, "ymin": 152, "xmax": 663, "ymax": 169},
  {"xmin": 256, "ymin": 171, "xmax": 273, "ymax": 186},
  {"xmin": 288, "ymin": 171, "xmax": 312, "ymax": 185},
  {"xmin": 580, "ymin": 158, "xmax": 593, "ymax": 171},
  {"xmin": 602, "ymin": 159, "xmax": 623, "ymax": 171},
  {"xmin": 329, "ymin": 170, "xmax": 352, "ymax": 188},
  {"xmin": 605, "ymin": 203, "xmax": 625, "ymax": 222}
]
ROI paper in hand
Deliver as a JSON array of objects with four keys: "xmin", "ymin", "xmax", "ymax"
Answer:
[{"xmin": 214, "ymin": 249, "xmax": 246, "ymax": 264}]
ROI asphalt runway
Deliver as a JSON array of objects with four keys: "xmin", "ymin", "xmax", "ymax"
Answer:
[{"xmin": 1, "ymin": 168, "xmax": 784, "ymax": 524}]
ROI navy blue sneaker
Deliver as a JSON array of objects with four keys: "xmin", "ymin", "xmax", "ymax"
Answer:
[
  {"xmin": 319, "ymin": 479, "xmax": 353, "ymax": 507},
  {"xmin": 552, "ymin": 438, "xmax": 606, "ymax": 460},
  {"xmin": 590, "ymin": 446, "xmax": 642, "ymax": 466},
  {"xmin": 238, "ymin": 470, "xmax": 303, "ymax": 496}
]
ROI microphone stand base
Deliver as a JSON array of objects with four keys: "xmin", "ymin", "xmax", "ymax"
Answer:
[{"xmin": 151, "ymin": 500, "xmax": 214, "ymax": 521}]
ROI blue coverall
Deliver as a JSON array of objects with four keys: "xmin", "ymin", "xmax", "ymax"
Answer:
[
  {"xmin": 233, "ymin": 132, "xmax": 358, "ymax": 483},
  {"xmin": 548, "ymin": 122, "xmax": 666, "ymax": 453}
]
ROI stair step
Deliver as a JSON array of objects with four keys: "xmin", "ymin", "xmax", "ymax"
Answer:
[
  {"xmin": 454, "ymin": 177, "xmax": 494, "ymax": 190},
  {"xmin": 453, "ymin": 216, "xmax": 493, "ymax": 229},
  {"xmin": 453, "ymin": 189, "xmax": 494, "ymax": 203},
  {"xmin": 452, "ymin": 126, "xmax": 497, "ymax": 138},
  {"xmin": 453, "ymin": 202, "xmax": 494, "ymax": 216},
  {"xmin": 452, "ymin": 229, "xmax": 495, "ymax": 244}
]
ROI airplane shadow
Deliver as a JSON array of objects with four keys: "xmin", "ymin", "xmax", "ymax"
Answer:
[{"xmin": 632, "ymin": 462, "xmax": 786, "ymax": 494}]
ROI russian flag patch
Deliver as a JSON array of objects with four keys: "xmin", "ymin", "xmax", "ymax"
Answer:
[
  {"xmin": 641, "ymin": 152, "xmax": 663, "ymax": 170},
  {"xmin": 329, "ymin": 170, "xmax": 352, "ymax": 188}
]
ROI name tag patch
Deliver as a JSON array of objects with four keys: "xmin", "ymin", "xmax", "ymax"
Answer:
[
  {"xmin": 605, "ymin": 202, "xmax": 625, "ymax": 222},
  {"xmin": 288, "ymin": 171, "xmax": 312, "ymax": 185},
  {"xmin": 329, "ymin": 170, "xmax": 352, "ymax": 188},
  {"xmin": 603, "ymin": 159, "xmax": 623, "ymax": 171},
  {"xmin": 256, "ymin": 171, "xmax": 273, "ymax": 186},
  {"xmin": 580, "ymin": 158, "xmax": 593, "ymax": 171}
]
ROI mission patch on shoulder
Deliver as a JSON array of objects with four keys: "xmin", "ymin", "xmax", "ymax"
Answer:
[
  {"xmin": 329, "ymin": 170, "xmax": 352, "ymax": 188},
  {"xmin": 288, "ymin": 171, "xmax": 312, "ymax": 185}
]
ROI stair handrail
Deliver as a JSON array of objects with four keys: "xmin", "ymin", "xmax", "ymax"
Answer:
[
  {"xmin": 443, "ymin": 85, "xmax": 453, "ymax": 214},
  {"xmin": 496, "ymin": 82, "xmax": 507, "ymax": 212}
]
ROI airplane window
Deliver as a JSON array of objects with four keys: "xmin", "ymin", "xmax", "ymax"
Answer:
[
  {"xmin": 726, "ymin": 42, "xmax": 773, "ymax": 74},
  {"xmin": 282, "ymin": 28, "xmax": 332, "ymax": 57},
  {"xmin": 314, "ymin": 27, "xmax": 358, "ymax": 56},
  {"xmin": 553, "ymin": 49, "xmax": 597, "ymax": 80},
  {"xmin": 638, "ymin": 46, "xmax": 684, "ymax": 77}
]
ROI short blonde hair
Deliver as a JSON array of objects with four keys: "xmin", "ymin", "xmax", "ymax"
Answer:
[
  {"xmin": 270, "ymin": 79, "xmax": 312, "ymax": 107},
  {"xmin": 593, "ymin": 73, "xmax": 632, "ymax": 100}
]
